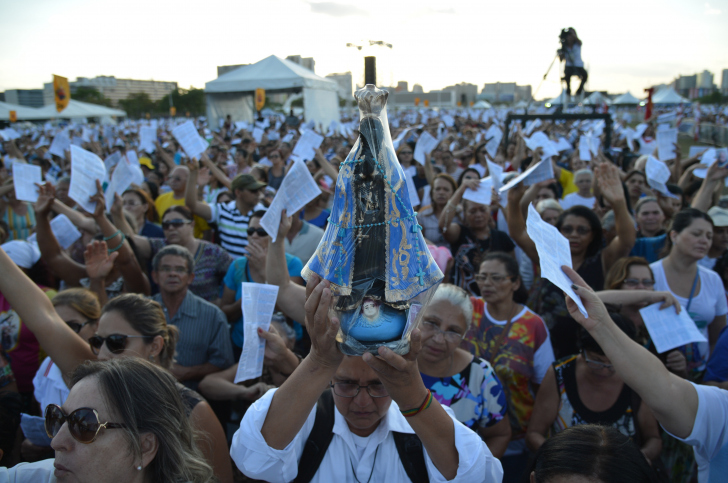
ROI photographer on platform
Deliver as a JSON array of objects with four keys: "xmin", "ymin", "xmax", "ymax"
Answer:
[{"xmin": 558, "ymin": 28, "xmax": 588, "ymax": 99}]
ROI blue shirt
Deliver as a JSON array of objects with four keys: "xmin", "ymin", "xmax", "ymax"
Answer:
[
  {"xmin": 629, "ymin": 234, "xmax": 667, "ymax": 263},
  {"xmin": 705, "ymin": 325, "xmax": 728, "ymax": 383}
]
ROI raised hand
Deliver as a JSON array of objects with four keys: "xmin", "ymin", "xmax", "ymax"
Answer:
[
  {"xmin": 596, "ymin": 162, "xmax": 625, "ymax": 205},
  {"xmin": 84, "ymin": 240, "xmax": 118, "ymax": 281},
  {"xmin": 259, "ymin": 325, "xmax": 291, "ymax": 367},
  {"xmin": 275, "ymin": 209, "xmax": 292, "ymax": 242},
  {"xmin": 303, "ymin": 274, "xmax": 343, "ymax": 369},
  {"xmin": 34, "ymin": 182, "xmax": 56, "ymax": 215},
  {"xmin": 562, "ymin": 265, "xmax": 612, "ymax": 333},
  {"xmin": 88, "ymin": 180, "xmax": 107, "ymax": 219}
]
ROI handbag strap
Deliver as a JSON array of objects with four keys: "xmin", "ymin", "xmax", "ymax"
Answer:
[{"xmin": 686, "ymin": 271, "xmax": 699, "ymax": 313}]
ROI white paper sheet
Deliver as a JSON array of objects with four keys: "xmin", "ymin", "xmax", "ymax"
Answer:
[
  {"xmin": 484, "ymin": 125, "xmax": 503, "ymax": 159},
  {"xmin": 689, "ymin": 146, "xmax": 710, "ymax": 158},
  {"xmin": 498, "ymin": 158, "xmax": 554, "ymax": 193},
  {"xmin": 291, "ymin": 130, "xmax": 324, "ymax": 162},
  {"xmin": 645, "ymin": 156, "xmax": 678, "ymax": 198},
  {"xmin": 139, "ymin": 126, "xmax": 156, "ymax": 153},
  {"xmin": 656, "ymin": 128, "xmax": 677, "ymax": 161},
  {"xmin": 171, "ymin": 121, "xmax": 208, "ymax": 160},
  {"xmin": 27, "ymin": 214, "xmax": 82, "ymax": 250},
  {"xmin": 486, "ymin": 160, "xmax": 504, "ymax": 191},
  {"xmin": 260, "ymin": 159, "xmax": 322, "ymax": 243},
  {"xmin": 104, "ymin": 151, "xmax": 122, "ymax": 173},
  {"xmin": 105, "ymin": 156, "xmax": 145, "ymax": 211},
  {"xmin": 404, "ymin": 170, "xmax": 420, "ymax": 208},
  {"xmin": 413, "ymin": 131, "xmax": 438, "ymax": 165},
  {"xmin": 234, "ymin": 283, "xmax": 279, "ymax": 383},
  {"xmin": 578, "ymin": 135, "xmax": 592, "ymax": 161},
  {"xmin": 525, "ymin": 132, "xmax": 550, "ymax": 152},
  {"xmin": 639, "ymin": 303, "xmax": 707, "ymax": 354},
  {"xmin": 525, "ymin": 203, "xmax": 587, "ymax": 317},
  {"xmin": 69, "ymin": 145, "xmax": 107, "ymax": 213},
  {"xmin": 48, "ymin": 132, "xmax": 71, "ymax": 158},
  {"xmin": 463, "ymin": 177, "xmax": 493, "ymax": 206},
  {"xmin": 252, "ymin": 127, "xmax": 264, "ymax": 144},
  {"xmin": 12, "ymin": 163, "xmax": 42, "ymax": 202},
  {"xmin": 555, "ymin": 137, "xmax": 572, "ymax": 152}
]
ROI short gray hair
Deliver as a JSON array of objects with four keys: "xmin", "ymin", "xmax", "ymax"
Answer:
[
  {"xmin": 428, "ymin": 283, "xmax": 474, "ymax": 329},
  {"xmin": 152, "ymin": 245, "xmax": 195, "ymax": 274},
  {"xmin": 574, "ymin": 169, "xmax": 593, "ymax": 180}
]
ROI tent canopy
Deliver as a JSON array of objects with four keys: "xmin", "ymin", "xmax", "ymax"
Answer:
[
  {"xmin": 31, "ymin": 99, "xmax": 126, "ymax": 119},
  {"xmin": 584, "ymin": 92, "xmax": 611, "ymax": 105},
  {"xmin": 472, "ymin": 100, "xmax": 492, "ymax": 109},
  {"xmin": 652, "ymin": 87, "xmax": 689, "ymax": 105},
  {"xmin": 0, "ymin": 101, "xmax": 45, "ymax": 121},
  {"xmin": 204, "ymin": 55, "xmax": 339, "ymax": 130},
  {"xmin": 611, "ymin": 91, "xmax": 640, "ymax": 105}
]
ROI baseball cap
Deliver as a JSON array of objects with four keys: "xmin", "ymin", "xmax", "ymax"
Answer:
[
  {"xmin": 708, "ymin": 206, "xmax": 728, "ymax": 227},
  {"xmin": 231, "ymin": 174, "xmax": 266, "ymax": 192},
  {"xmin": 139, "ymin": 157, "xmax": 154, "ymax": 170}
]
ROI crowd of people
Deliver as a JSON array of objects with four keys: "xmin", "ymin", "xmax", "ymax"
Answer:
[{"xmin": 0, "ymin": 100, "xmax": 728, "ymax": 482}]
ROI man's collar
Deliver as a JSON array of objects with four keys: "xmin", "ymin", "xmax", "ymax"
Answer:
[{"xmin": 331, "ymin": 399, "xmax": 415, "ymax": 457}]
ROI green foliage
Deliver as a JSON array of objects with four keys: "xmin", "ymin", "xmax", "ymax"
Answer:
[
  {"xmin": 696, "ymin": 91, "xmax": 728, "ymax": 104},
  {"xmin": 118, "ymin": 92, "xmax": 156, "ymax": 119},
  {"xmin": 72, "ymin": 87, "xmax": 114, "ymax": 107},
  {"xmin": 115, "ymin": 88, "xmax": 206, "ymax": 119}
]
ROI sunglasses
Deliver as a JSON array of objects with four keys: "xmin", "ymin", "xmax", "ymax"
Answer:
[
  {"xmin": 247, "ymin": 227, "xmax": 268, "ymax": 236},
  {"xmin": 45, "ymin": 404, "xmax": 127, "ymax": 444},
  {"xmin": 66, "ymin": 319, "xmax": 94, "ymax": 334},
  {"xmin": 88, "ymin": 334, "xmax": 154, "ymax": 355},
  {"xmin": 162, "ymin": 219, "xmax": 192, "ymax": 230}
]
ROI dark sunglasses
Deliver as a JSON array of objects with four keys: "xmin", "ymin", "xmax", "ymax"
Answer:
[
  {"xmin": 88, "ymin": 334, "xmax": 154, "ymax": 355},
  {"xmin": 247, "ymin": 227, "xmax": 268, "ymax": 236},
  {"xmin": 162, "ymin": 219, "xmax": 192, "ymax": 230},
  {"xmin": 45, "ymin": 404, "xmax": 127, "ymax": 444},
  {"xmin": 66, "ymin": 320, "xmax": 94, "ymax": 334}
]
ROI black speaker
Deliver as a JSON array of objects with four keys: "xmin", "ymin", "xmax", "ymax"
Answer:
[{"xmin": 364, "ymin": 56, "xmax": 376, "ymax": 86}]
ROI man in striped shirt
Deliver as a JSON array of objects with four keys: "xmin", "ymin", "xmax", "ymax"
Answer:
[{"xmin": 186, "ymin": 157, "xmax": 265, "ymax": 258}]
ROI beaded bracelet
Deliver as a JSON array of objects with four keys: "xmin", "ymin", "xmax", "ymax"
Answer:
[
  {"xmin": 103, "ymin": 230, "xmax": 122, "ymax": 241},
  {"xmin": 106, "ymin": 232, "xmax": 126, "ymax": 254},
  {"xmin": 400, "ymin": 389, "xmax": 433, "ymax": 418}
]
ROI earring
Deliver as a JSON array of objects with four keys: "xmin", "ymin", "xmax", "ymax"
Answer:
[
  {"xmin": 149, "ymin": 354, "xmax": 155, "ymax": 363},
  {"xmin": 137, "ymin": 465, "xmax": 142, "ymax": 471}
]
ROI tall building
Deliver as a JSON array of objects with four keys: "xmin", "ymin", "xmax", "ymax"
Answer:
[
  {"xmin": 480, "ymin": 82, "xmax": 532, "ymax": 104},
  {"xmin": 42, "ymin": 76, "xmax": 177, "ymax": 106},
  {"xmin": 325, "ymin": 72, "xmax": 353, "ymax": 100},
  {"xmin": 722, "ymin": 69, "xmax": 728, "ymax": 96},
  {"xmin": 285, "ymin": 55, "xmax": 315, "ymax": 72},
  {"xmin": 442, "ymin": 82, "xmax": 478, "ymax": 106},
  {"xmin": 3, "ymin": 89, "xmax": 44, "ymax": 108},
  {"xmin": 696, "ymin": 70, "xmax": 714, "ymax": 89},
  {"xmin": 412, "ymin": 84, "xmax": 424, "ymax": 93},
  {"xmin": 673, "ymin": 74, "xmax": 697, "ymax": 98},
  {"xmin": 396, "ymin": 81, "xmax": 408, "ymax": 92}
]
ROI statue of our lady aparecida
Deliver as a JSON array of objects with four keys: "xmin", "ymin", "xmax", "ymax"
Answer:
[{"xmin": 301, "ymin": 85, "xmax": 443, "ymax": 355}]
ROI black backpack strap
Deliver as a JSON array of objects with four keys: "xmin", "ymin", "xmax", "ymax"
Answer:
[
  {"xmin": 393, "ymin": 432, "xmax": 430, "ymax": 483},
  {"xmin": 293, "ymin": 389, "xmax": 336, "ymax": 483}
]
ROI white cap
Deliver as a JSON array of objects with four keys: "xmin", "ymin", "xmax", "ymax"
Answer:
[{"xmin": 2, "ymin": 240, "xmax": 41, "ymax": 269}]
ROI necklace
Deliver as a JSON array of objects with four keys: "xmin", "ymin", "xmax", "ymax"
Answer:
[{"xmin": 350, "ymin": 445, "xmax": 379, "ymax": 483}]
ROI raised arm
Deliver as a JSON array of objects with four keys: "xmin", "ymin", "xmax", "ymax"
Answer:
[
  {"xmin": 154, "ymin": 141, "xmax": 176, "ymax": 172},
  {"xmin": 51, "ymin": 199, "xmax": 97, "ymax": 234},
  {"xmin": 265, "ymin": 210, "xmax": 306, "ymax": 322},
  {"xmin": 109, "ymin": 193, "xmax": 152, "ymax": 260},
  {"xmin": 439, "ymin": 179, "xmax": 479, "ymax": 244},
  {"xmin": 691, "ymin": 161, "xmax": 728, "ymax": 212},
  {"xmin": 89, "ymin": 181, "xmax": 150, "ymax": 296},
  {"xmin": 563, "ymin": 266, "xmax": 698, "ymax": 439},
  {"xmin": 314, "ymin": 148, "xmax": 340, "ymax": 183},
  {"xmin": 201, "ymin": 152, "xmax": 232, "ymax": 190},
  {"xmin": 185, "ymin": 157, "xmax": 213, "ymax": 221},
  {"xmin": 506, "ymin": 183, "xmax": 540, "ymax": 265},
  {"xmin": 0, "ymin": 246, "xmax": 94, "ymax": 378},
  {"xmin": 34, "ymin": 184, "xmax": 88, "ymax": 286},
  {"xmin": 599, "ymin": 162, "xmax": 636, "ymax": 269},
  {"xmin": 198, "ymin": 364, "xmax": 271, "ymax": 402},
  {"xmin": 596, "ymin": 290, "xmax": 681, "ymax": 312}
]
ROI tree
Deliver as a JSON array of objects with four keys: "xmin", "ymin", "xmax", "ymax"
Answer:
[
  {"xmin": 156, "ymin": 88, "xmax": 205, "ymax": 116},
  {"xmin": 696, "ymin": 91, "xmax": 727, "ymax": 104},
  {"xmin": 72, "ymin": 87, "xmax": 114, "ymax": 107},
  {"xmin": 118, "ymin": 92, "xmax": 156, "ymax": 119}
]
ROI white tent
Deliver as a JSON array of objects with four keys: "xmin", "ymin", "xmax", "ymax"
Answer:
[
  {"xmin": 611, "ymin": 91, "xmax": 640, "ymax": 105},
  {"xmin": 31, "ymin": 99, "xmax": 126, "ymax": 119},
  {"xmin": 584, "ymin": 92, "xmax": 611, "ymax": 105},
  {"xmin": 472, "ymin": 100, "xmax": 492, "ymax": 109},
  {"xmin": 204, "ymin": 55, "xmax": 339, "ymax": 130},
  {"xmin": 652, "ymin": 87, "xmax": 689, "ymax": 105},
  {"xmin": 0, "ymin": 101, "xmax": 45, "ymax": 121}
]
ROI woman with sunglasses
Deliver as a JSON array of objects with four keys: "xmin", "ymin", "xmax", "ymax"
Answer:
[
  {"xmin": 220, "ymin": 210, "xmax": 304, "ymax": 355},
  {"xmin": 507, "ymin": 162, "xmax": 635, "ymax": 341},
  {"xmin": 526, "ymin": 313, "xmax": 662, "ymax": 466},
  {"xmin": 5, "ymin": 358, "xmax": 215, "ymax": 483},
  {"xmin": 460, "ymin": 252, "xmax": 554, "ymax": 481},
  {"xmin": 417, "ymin": 283, "xmax": 512, "ymax": 458},
  {"xmin": 0, "ymin": 247, "xmax": 234, "ymax": 483},
  {"xmin": 111, "ymin": 202, "xmax": 233, "ymax": 302}
]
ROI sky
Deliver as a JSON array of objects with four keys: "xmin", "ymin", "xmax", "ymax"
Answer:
[{"xmin": 1, "ymin": 0, "xmax": 727, "ymax": 101}]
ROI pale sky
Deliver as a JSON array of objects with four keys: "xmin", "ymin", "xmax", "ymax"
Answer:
[{"xmin": 1, "ymin": 0, "xmax": 727, "ymax": 101}]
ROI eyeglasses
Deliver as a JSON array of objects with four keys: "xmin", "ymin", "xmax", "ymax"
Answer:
[
  {"xmin": 330, "ymin": 382, "xmax": 389, "ymax": 398},
  {"xmin": 65, "ymin": 319, "xmax": 94, "ymax": 334},
  {"xmin": 622, "ymin": 278, "xmax": 655, "ymax": 288},
  {"xmin": 269, "ymin": 154, "xmax": 281, "ymax": 159},
  {"xmin": 582, "ymin": 350, "xmax": 615, "ymax": 372},
  {"xmin": 88, "ymin": 334, "xmax": 154, "ymax": 355},
  {"xmin": 400, "ymin": 151, "xmax": 413, "ymax": 155},
  {"xmin": 45, "ymin": 404, "xmax": 126, "ymax": 444},
  {"xmin": 247, "ymin": 227, "xmax": 268, "ymax": 236},
  {"xmin": 420, "ymin": 320, "xmax": 465, "ymax": 343},
  {"xmin": 560, "ymin": 225, "xmax": 591, "ymax": 236},
  {"xmin": 162, "ymin": 219, "xmax": 192, "ymax": 230},
  {"xmin": 474, "ymin": 273, "xmax": 511, "ymax": 284}
]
